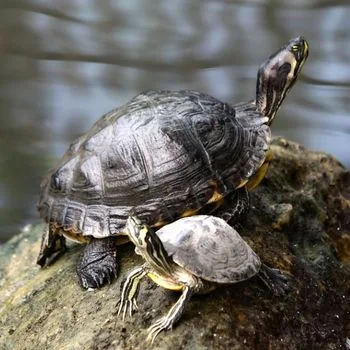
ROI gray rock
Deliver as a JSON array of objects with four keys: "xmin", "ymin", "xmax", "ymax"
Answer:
[{"xmin": 0, "ymin": 137, "xmax": 349, "ymax": 350}]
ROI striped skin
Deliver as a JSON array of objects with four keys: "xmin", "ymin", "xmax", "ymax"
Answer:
[
  {"xmin": 119, "ymin": 215, "xmax": 263, "ymax": 343},
  {"xmin": 256, "ymin": 36, "xmax": 309, "ymax": 124},
  {"xmin": 125, "ymin": 215, "xmax": 261, "ymax": 286}
]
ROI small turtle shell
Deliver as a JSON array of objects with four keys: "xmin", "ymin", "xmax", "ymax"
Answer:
[{"xmin": 156, "ymin": 215, "xmax": 261, "ymax": 284}]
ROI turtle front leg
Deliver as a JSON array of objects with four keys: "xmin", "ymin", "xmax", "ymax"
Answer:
[
  {"xmin": 258, "ymin": 263, "xmax": 289, "ymax": 296},
  {"xmin": 77, "ymin": 237, "xmax": 118, "ymax": 289},
  {"xmin": 215, "ymin": 187, "xmax": 250, "ymax": 227},
  {"xmin": 37, "ymin": 224, "xmax": 67, "ymax": 267},
  {"xmin": 147, "ymin": 285, "xmax": 194, "ymax": 344},
  {"xmin": 117, "ymin": 265, "xmax": 148, "ymax": 319}
]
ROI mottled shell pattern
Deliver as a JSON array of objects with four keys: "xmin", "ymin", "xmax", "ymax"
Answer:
[{"xmin": 156, "ymin": 215, "xmax": 261, "ymax": 283}]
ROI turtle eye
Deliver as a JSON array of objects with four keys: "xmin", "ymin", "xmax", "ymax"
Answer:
[
  {"xmin": 50, "ymin": 172, "xmax": 62, "ymax": 191},
  {"xmin": 291, "ymin": 44, "xmax": 300, "ymax": 52}
]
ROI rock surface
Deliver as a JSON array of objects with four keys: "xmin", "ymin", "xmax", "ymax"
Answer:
[{"xmin": 0, "ymin": 137, "xmax": 349, "ymax": 350}]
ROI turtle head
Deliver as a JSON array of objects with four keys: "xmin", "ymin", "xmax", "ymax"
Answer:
[
  {"xmin": 256, "ymin": 36, "xmax": 309, "ymax": 124},
  {"xmin": 125, "ymin": 216, "xmax": 151, "ymax": 252},
  {"xmin": 125, "ymin": 216, "xmax": 172, "ymax": 273}
]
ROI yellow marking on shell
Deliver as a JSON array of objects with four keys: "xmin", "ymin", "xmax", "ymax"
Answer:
[
  {"xmin": 115, "ymin": 235, "xmax": 130, "ymax": 246},
  {"xmin": 53, "ymin": 223, "xmax": 89, "ymax": 244},
  {"xmin": 246, "ymin": 163, "xmax": 269, "ymax": 190},
  {"xmin": 180, "ymin": 208, "xmax": 198, "ymax": 218},
  {"xmin": 206, "ymin": 180, "xmax": 227, "ymax": 204},
  {"xmin": 236, "ymin": 178, "xmax": 249, "ymax": 189},
  {"xmin": 266, "ymin": 148, "xmax": 273, "ymax": 162},
  {"xmin": 206, "ymin": 189, "xmax": 224, "ymax": 204},
  {"xmin": 147, "ymin": 272, "xmax": 183, "ymax": 291},
  {"xmin": 246, "ymin": 150, "xmax": 273, "ymax": 190},
  {"xmin": 152, "ymin": 219, "xmax": 168, "ymax": 229}
]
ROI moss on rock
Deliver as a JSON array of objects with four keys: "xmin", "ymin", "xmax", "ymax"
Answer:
[{"xmin": 0, "ymin": 137, "xmax": 349, "ymax": 350}]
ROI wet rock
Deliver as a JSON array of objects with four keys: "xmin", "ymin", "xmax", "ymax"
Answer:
[{"xmin": 0, "ymin": 137, "xmax": 349, "ymax": 350}]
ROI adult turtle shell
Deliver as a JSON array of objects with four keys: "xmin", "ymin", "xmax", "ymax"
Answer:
[{"xmin": 37, "ymin": 36, "xmax": 308, "ymax": 289}]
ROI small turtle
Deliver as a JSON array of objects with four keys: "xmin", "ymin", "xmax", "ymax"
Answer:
[
  {"xmin": 118, "ymin": 215, "xmax": 288, "ymax": 342},
  {"xmin": 37, "ymin": 37, "xmax": 308, "ymax": 289}
]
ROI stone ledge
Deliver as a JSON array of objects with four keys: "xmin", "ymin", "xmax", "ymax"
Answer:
[{"xmin": 0, "ymin": 137, "xmax": 349, "ymax": 350}]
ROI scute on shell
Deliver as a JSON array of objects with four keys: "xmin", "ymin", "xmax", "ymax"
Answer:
[
  {"xmin": 156, "ymin": 215, "xmax": 261, "ymax": 283},
  {"xmin": 38, "ymin": 90, "xmax": 269, "ymax": 240}
]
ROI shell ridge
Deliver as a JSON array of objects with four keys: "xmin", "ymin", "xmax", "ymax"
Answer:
[{"xmin": 131, "ymin": 132, "xmax": 152, "ymax": 190}]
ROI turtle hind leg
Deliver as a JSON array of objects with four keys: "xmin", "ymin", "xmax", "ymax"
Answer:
[
  {"xmin": 77, "ymin": 237, "xmax": 118, "ymax": 289},
  {"xmin": 215, "ymin": 187, "xmax": 250, "ymax": 227},
  {"xmin": 258, "ymin": 263, "xmax": 290, "ymax": 297},
  {"xmin": 37, "ymin": 224, "xmax": 67, "ymax": 267}
]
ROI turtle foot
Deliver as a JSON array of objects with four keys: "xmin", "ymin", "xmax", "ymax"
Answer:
[
  {"xmin": 37, "ymin": 225, "xmax": 67, "ymax": 267},
  {"xmin": 77, "ymin": 237, "xmax": 118, "ymax": 289},
  {"xmin": 258, "ymin": 264, "xmax": 290, "ymax": 297},
  {"xmin": 215, "ymin": 187, "xmax": 250, "ymax": 227}
]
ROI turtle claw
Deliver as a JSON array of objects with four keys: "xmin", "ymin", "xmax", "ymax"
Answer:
[
  {"xmin": 117, "ymin": 266, "xmax": 146, "ymax": 321},
  {"xmin": 117, "ymin": 285, "xmax": 139, "ymax": 320},
  {"xmin": 146, "ymin": 286, "xmax": 193, "ymax": 343},
  {"xmin": 133, "ymin": 298, "xmax": 139, "ymax": 310},
  {"xmin": 258, "ymin": 264, "xmax": 290, "ymax": 297},
  {"xmin": 77, "ymin": 237, "xmax": 118, "ymax": 289},
  {"xmin": 117, "ymin": 298, "xmax": 136, "ymax": 321},
  {"xmin": 80, "ymin": 265, "xmax": 117, "ymax": 290},
  {"xmin": 147, "ymin": 316, "xmax": 173, "ymax": 344}
]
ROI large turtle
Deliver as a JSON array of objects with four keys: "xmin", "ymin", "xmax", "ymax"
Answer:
[
  {"xmin": 118, "ymin": 215, "xmax": 288, "ymax": 343},
  {"xmin": 37, "ymin": 36, "xmax": 309, "ymax": 289}
]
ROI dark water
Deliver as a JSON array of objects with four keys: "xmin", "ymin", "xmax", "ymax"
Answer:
[{"xmin": 0, "ymin": 1, "xmax": 349, "ymax": 242}]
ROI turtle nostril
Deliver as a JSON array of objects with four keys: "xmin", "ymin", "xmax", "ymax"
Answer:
[{"xmin": 51, "ymin": 172, "xmax": 62, "ymax": 191}]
